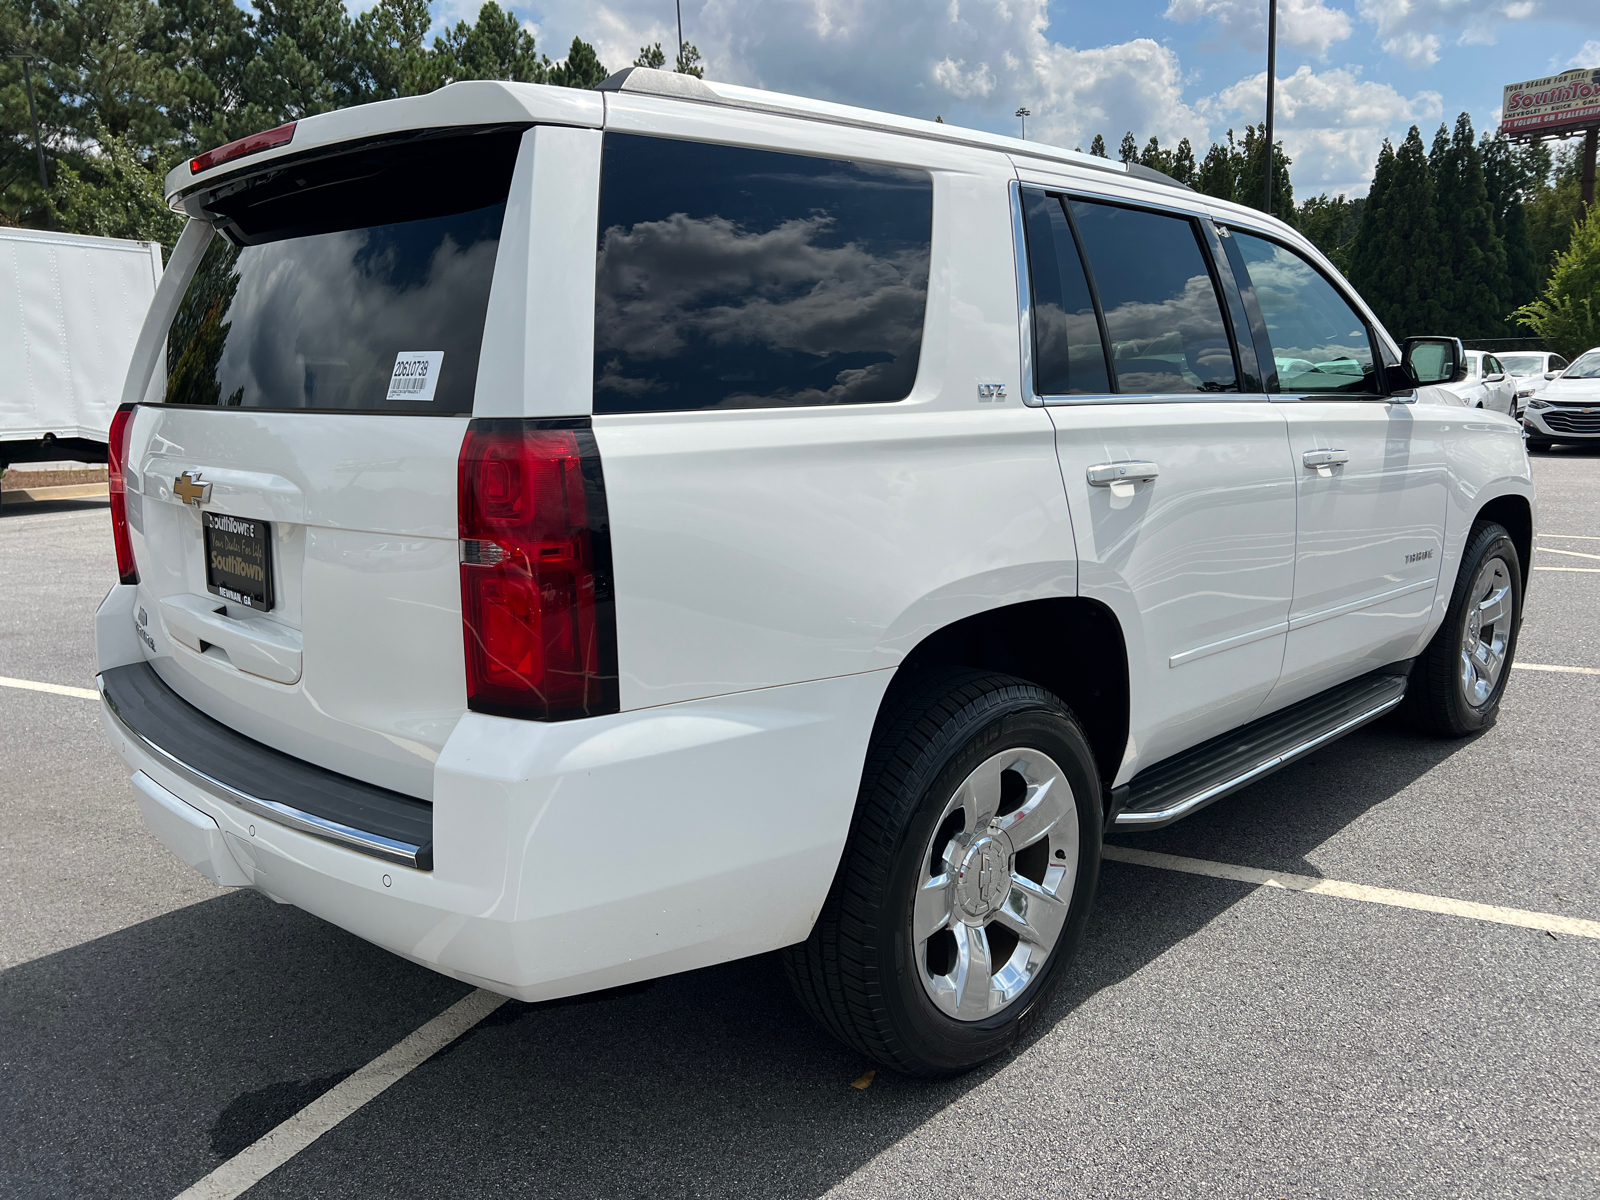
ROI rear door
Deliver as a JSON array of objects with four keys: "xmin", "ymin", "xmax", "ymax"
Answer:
[
  {"xmin": 123, "ymin": 128, "xmax": 530, "ymax": 798},
  {"xmin": 1017, "ymin": 186, "xmax": 1298, "ymax": 774},
  {"xmin": 1219, "ymin": 226, "xmax": 1448, "ymax": 710}
]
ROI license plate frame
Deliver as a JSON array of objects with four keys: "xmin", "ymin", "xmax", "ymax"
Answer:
[{"xmin": 202, "ymin": 511, "xmax": 275, "ymax": 612}]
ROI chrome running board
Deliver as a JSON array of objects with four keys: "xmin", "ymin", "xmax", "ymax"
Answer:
[{"xmin": 1113, "ymin": 670, "xmax": 1409, "ymax": 830}]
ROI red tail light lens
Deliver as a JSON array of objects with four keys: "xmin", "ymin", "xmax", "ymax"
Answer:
[
  {"xmin": 458, "ymin": 421, "xmax": 618, "ymax": 721},
  {"xmin": 108, "ymin": 404, "xmax": 139, "ymax": 585},
  {"xmin": 190, "ymin": 122, "xmax": 296, "ymax": 175}
]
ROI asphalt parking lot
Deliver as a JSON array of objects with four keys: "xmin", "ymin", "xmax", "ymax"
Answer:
[{"xmin": 3, "ymin": 447, "xmax": 1597, "ymax": 1200}]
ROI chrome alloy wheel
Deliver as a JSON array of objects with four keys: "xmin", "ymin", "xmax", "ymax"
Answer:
[
  {"xmin": 913, "ymin": 748, "xmax": 1079, "ymax": 1022},
  {"xmin": 1460, "ymin": 554, "xmax": 1515, "ymax": 707}
]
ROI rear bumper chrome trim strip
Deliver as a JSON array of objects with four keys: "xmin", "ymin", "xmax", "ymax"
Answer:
[{"xmin": 99, "ymin": 670, "xmax": 431, "ymax": 869}]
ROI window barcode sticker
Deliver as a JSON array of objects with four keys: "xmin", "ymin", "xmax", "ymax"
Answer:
[{"xmin": 387, "ymin": 351, "xmax": 444, "ymax": 401}]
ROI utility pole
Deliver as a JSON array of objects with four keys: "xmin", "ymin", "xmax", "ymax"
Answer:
[
  {"xmin": 1263, "ymin": 0, "xmax": 1277, "ymax": 216},
  {"xmin": 676, "ymin": 0, "xmax": 683, "ymax": 68},
  {"xmin": 9, "ymin": 52, "xmax": 52, "ymax": 230},
  {"xmin": 1016, "ymin": 106, "xmax": 1030, "ymax": 139}
]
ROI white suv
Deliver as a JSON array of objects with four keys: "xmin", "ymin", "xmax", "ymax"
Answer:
[{"xmin": 97, "ymin": 70, "xmax": 1535, "ymax": 1076}]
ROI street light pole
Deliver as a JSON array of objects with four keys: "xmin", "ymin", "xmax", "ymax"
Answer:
[
  {"xmin": 1016, "ymin": 106, "xmax": 1030, "ymax": 139},
  {"xmin": 1263, "ymin": 0, "xmax": 1277, "ymax": 216},
  {"xmin": 9, "ymin": 53, "xmax": 52, "ymax": 230},
  {"xmin": 675, "ymin": 0, "xmax": 683, "ymax": 69}
]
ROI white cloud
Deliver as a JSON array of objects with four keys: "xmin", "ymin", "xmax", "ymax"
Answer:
[
  {"xmin": 516, "ymin": 0, "xmax": 1209, "ymax": 151},
  {"xmin": 1381, "ymin": 31, "xmax": 1441, "ymax": 67},
  {"xmin": 1208, "ymin": 64, "xmax": 1443, "ymax": 195},
  {"xmin": 931, "ymin": 57, "xmax": 996, "ymax": 100},
  {"xmin": 1164, "ymin": 0, "xmax": 1354, "ymax": 56},
  {"xmin": 1357, "ymin": 0, "xmax": 1599, "ymax": 62},
  {"xmin": 1571, "ymin": 39, "xmax": 1600, "ymax": 67}
]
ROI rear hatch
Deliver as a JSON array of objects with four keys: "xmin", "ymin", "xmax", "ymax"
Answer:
[{"xmin": 123, "ymin": 128, "xmax": 525, "ymax": 798}]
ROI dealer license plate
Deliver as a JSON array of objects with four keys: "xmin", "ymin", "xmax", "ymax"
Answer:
[{"xmin": 203, "ymin": 511, "xmax": 275, "ymax": 611}]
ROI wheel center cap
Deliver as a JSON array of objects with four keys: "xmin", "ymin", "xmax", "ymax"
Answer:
[{"xmin": 953, "ymin": 833, "xmax": 1012, "ymax": 921}]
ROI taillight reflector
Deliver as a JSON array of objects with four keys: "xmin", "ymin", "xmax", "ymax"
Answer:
[
  {"xmin": 108, "ymin": 404, "xmax": 139, "ymax": 585},
  {"xmin": 457, "ymin": 421, "xmax": 618, "ymax": 721},
  {"xmin": 190, "ymin": 122, "xmax": 296, "ymax": 175}
]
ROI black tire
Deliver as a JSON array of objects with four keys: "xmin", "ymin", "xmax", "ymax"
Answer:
[
  {"xmin": 783, "ymin": 669, "xmax": 1103, "ymax": 1076},
  {"xmin": 1402, "ymin": 521, "xmax": 1523, "ymax": 737},
  {"xmin": 1525, "ymin": 437, "xmax": 1554, "ymax": 452}
]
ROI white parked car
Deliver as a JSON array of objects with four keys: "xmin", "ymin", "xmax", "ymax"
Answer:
[
  {"xmin": 96, "ymin": 70, "xmax": 1535, "ymax": 1077},
  {"xmin": 1445, "ymin": 350, "xmax": 1517, "ymax": 414},
  {"xmin": 1523, "ymin": 347, "xmax": 1600, "ymax": 450},
  {"xmin": 1500, "ymin": 349, "xmax": 1570, "ymax": 416}
]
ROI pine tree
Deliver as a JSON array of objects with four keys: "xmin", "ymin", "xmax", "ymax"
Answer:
[
  {"xmin": 431, "ymin": 3, "xmax": 548, "ymax": 86},
  {"xmin": 1196, "ymin": 137, "xmax": 1235, "ymax": 202},
  {"xmin": 1347, "ymin": 128, "xmax": 1450, "ymax": 339},
  {"xmin": 1171, "ymin": 137, "xmax": 1197, "ymax": 186},
  {"xmin": 1433, "ymin": 113, "xmax": 1509, "ymax": 337},
  {"xmin": 1513, "ymin": 197, "xmax": 1600, "ymax": 358},
  {"xmin": 1118, "ymin": 131, "xmax": 1137, "ymax": 163},
  {"xmin": 1088, "ymin": 134, "xmax": 1107, "ymax": 158},
  {"xmin": 675, "ymin": 43, "xmax": 704, "ymax": 77},
  {"xmin": 547, "ymin": 36, "xmax": 607, "ymax": 88},
  {"xmin": 1480, "ymin": 130, "xmax": 1538, "ymax": 319},
  {"xmin": 1295, "ymin": 194, "xmax": 1358, "ymax": 266},
  {"xmin": 1139, "ymin": 136, "xmax": 1174, "ymax": 177},
  {"xmin": 634, "ymin": 42, "xmax": 667, "ymax": 69},
  {"xmin": 1234, "ymin": 124, "xmax": 1292, "ymax": 216}
]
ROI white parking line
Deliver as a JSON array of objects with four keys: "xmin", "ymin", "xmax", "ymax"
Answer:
[
  {"xmin": 1534, "ymin": 566, "xmax": 1600, "ymax": 572},
  {"xmin": 1103, "ymin": 845, "xmax": 1600, "ymax": 940},
  {"xmin": 1539, "ymin": 534, "xmax": 1600, "ymax": 540},
  {"xmin": 172, "ymin": 988, "xmax": 507, "ymax": 1200},
  {"xmin": 0, "ymin": 675, "xmax": 98, "ymax": 700},
  {"xmin": 1540, "ymin": 547, "xmax": 1600, "ymax": 561},
  {"xmin": 1514, "ymin": 662, "xmax": 1600, "ymax": 675}
]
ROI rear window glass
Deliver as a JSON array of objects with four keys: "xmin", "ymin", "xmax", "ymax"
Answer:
[
  {"xmin": 163, "ymin": 129, "xmax": 522, "ymax": 413},
  {"xmin": 1021, "ymin": 190, "xmax": 1110, "ymax": 395},
  {"xmin": 1067, "ymin": 199, "xmax": 1238, "ymax": 394},
  {"xmin": 593, "ymin": 133, "xmax": 932, "ymax": 413}
]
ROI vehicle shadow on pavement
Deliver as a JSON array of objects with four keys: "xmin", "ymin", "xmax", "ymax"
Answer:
[{"xmin": 0, "ymin": 723, "xmax": 1476, "ymax": 1200}]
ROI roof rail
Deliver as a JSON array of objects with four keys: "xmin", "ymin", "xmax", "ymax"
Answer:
[{"xmin": 596, "ymin": 67, "xmax": 1190, "ymax": 191}]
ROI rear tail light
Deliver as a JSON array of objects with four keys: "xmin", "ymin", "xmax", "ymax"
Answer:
[
  {"xmin": 108, "ymin": 404, "xmax": 139, "ymax": 585},
  {"xmin": 457, "ymin": 420, "xmax": 618, "ymax": 721}
]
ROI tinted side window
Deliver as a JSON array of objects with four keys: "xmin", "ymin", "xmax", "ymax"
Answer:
[
  {"xmin": 593, "ymin": 134, "xmax": 932, "ymax": 413},
  {"xmin": 1067, "ymin": 200, "xmax": 1237, "ymax": 394},
  {"xmin": 1486, "ymin": 354, "xmax": 1503, "ymax": 375},
  {"xmin": 1021, "ymin": 190, "xmax": 1110, "ymax": 395},
  {"xmin": 1231, "ymin": 232, "xmax": 1377, "ymax": 395},
  {"xmin": 1552, "ymin": 355, "xmax": 1569, "ymax": 370}
]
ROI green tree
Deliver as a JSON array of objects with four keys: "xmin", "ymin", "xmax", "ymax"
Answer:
[
  {"xmin": 358, "ymin": 0, "xmax": 440, "ymax": 97},
  {"xmin": 1525, "ymin": 143, "xmax": 1585, "ymax": 291},
  {"xmin": 1347, "ymin": 128, "xmax": 1450, "ymax": 339},
  {"xmin": 1138, "ymin": 135, "xmax": 1173, "ymax": 177},
  {"xmin": 546, "ymin": 36, "xmax": 606, "ymax": 88},
  {"xmin": 1479, "ymin": 129, "xmax": 1538, "ymax": 317},
  {"xmin": 634, "ymin": 39, "xmax": 703, "ymax": 77},
  {"xmin": 1170, "ymin": 137, "xmax": 1196, "ymax": 186},
  {"xmin": 1195, "ymin": 137, "xmax": 1235, "ymax": 202},
  {"xmin": 52, "ymin": 120, "xmax": 183, "ymax": 245},
  {"xmin": 634, "ymin": 42, "xmax": 666, "ymax": 68},
  {"xmin": 431, "ymin": 2, "xmax": 548, "ymax": 86},
  {"xmin": 1513, "ymin": 199, "xmax": 1600, "ymax": 357},
  {"xmin": 674, "ymin": 42, "xmax": 703, "ymax": 78},
  {"xmin": 1294, "ymin": 193, "xmax": 1360, "ymax": 270},
  {"xmin": 1088, "ymin": 133, "xmax": 1106, "ymax": 158},
  {"xmin": 1432, "ymin": 113, "xmax": 1509, "ymax": 337},
  {"xmin": 1117, "ymin": 130, "xmax": 1137, "ymax": 163},
  {"xmin": 1232, "ymin": 123, "xmax": 1292, "ymax": 217}
]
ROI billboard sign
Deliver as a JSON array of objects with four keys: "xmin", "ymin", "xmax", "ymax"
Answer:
[{"xmin": 1501, "ymin": 68, "xmax": 1600, "ymax": 137}]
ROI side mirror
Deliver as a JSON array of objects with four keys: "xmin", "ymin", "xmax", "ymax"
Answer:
[
  {"xmin": 1485, "ymin": 372, "xmax": 1505, "ymax": 382},
  {"xmin": 1402, "ymin": 336, "xmax": 1468, "ymax": 385},
  {"xmin": 1545, "ymin": 370, "xmax": 1561, "ymax": 380}
]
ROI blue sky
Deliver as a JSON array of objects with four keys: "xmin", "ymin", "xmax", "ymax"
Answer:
[{"xmin": 419, "ymin": 0, "xmax": 1600, "ymax": 198}]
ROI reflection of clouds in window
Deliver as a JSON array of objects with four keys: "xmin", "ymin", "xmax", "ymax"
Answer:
[
  {"xmin": 1069, "ymin": 200, "xmax": 1236, "ymax": 395},
  {"xmin": 1233, "ymin": 233, "xmax": 1373, "ymax": 392},
  {"xmin": 1032, "ymin": 303, "xmax": 1104, "ymax": 390},
  {"xmin": 216, "ymin": 231, "xmax": 497, "ymax": 408},
  {"xmin": 595, "ymin": 212, "xmax": 928, "ymax": 408}
]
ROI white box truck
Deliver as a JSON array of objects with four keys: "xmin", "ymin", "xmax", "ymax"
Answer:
[{"xmin": 1, "ymin": 226, "xmax": 164, "ymax": 471}]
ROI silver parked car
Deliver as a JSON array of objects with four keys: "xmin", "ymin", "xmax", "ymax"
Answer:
[{"xmin": 1499, "ymin": 350, "xmax": 1570, "ymax": 416}]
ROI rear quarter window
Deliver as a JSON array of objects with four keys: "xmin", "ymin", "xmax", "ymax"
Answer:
[
  {"xmin": 163, "ymin": 128, "xmax": 523, "ymax": 414},
  {"xmin": 592, "ymin": 134, "xmax": 933, "ymax": 413}
]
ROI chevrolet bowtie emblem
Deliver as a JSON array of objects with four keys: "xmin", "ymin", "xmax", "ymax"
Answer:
[{"xmin": 174, "ymin": 471, "xmax": 211, "ymax": 507}]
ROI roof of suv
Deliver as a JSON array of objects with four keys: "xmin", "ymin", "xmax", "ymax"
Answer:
[{"xmin": 166, "ymin": 69, "xmax": 1183, "ymax": 208}]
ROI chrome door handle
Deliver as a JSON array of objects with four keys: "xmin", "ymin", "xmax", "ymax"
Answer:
[
  {"xmin": 1302, "ymin": 449, "xmax": 1349, "ymax": 468},
  {"xmin": 1087, "ymin": 461, "xmax": 1160, "ymax": 486}
]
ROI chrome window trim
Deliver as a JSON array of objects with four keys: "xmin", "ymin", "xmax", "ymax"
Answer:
[
  {"xmin": 99, "ymin": 675, "xmax": 428, "ymax": 869},
  {"xmin": 1008, "ymin": 180, "xmax": 1271, "ymax": 408}
]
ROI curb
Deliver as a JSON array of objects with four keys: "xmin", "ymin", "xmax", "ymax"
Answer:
[{"xmin": 1, "ymin": 483, "xmax": 110, "ymax": 503}]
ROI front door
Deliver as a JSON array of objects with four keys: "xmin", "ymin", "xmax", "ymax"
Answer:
[
  {"xmin": 1221, "ymin": 227, "xmax": 1448, "ymax": 711},
  {"xmin": 1017, "ymin": 187, "xmax": 1297, "ymax": 777}
]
